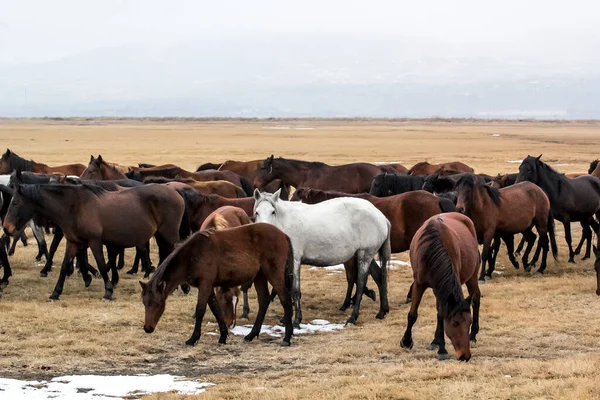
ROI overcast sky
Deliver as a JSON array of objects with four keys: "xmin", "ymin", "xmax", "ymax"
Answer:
[{"xmin": 1, "ymin": 0, "xmax": 600, "ymax": 66}]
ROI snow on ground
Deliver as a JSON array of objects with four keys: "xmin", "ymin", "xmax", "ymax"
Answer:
[
  {"xmin": 371, "ymin": 161, "xmax": 404, "ymax": 165},
  {"xmin": 492, "ymin": 133, "xmax": 501, "ymax": 137},
  {"xmin": 506, "ymin": 160, "xmax": 522, "ymax": 163},
  {"xmin": 230, "ymin": 319, "xmax": 344, "ymax": 338},
  {"xmin": 0, "ymin": 374, "xmax": 213, "ymax": 400},
  {"xmin": 309, "ymin": 260, "xmax": 410, "ymax": 272}
]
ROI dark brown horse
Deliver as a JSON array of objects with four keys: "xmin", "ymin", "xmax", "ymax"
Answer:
[
  {"xmin": 400, "ymin": 212, "xmax": 481, "ymax": 361},
  {"xmin": 143, "ymin": 177, "xmax": 247, "ymax": 198},
  {"xmin": 140, "ymin": 223, "xmax": 294, "ymax": 346},
  {"xmin": 200, "ymin": 205, "xmax": 252, "ymax": 327},
  {"xmin": 127, "ymin": 165, "xmax": 253, "ymax": 195},
  {"xmin": 292, "ymin": 188, "xmax": 456, "ymax": 309},
  {"xmin": 0, "ymin": 149, "xmax": 85, "ymax": 176},
  {"xmin": 517, "ymin": 155, "xmax": 600, "ymax": 263},
  {"xmin": 4, "ymin": 183, "xmax": 184, "ymax": 300},
  {"xmin": 455, "ymin": 174, "xmax": 557, "ymax": 280},
  {"xmin": 408, "ymin": 161, "xmax": 474, "ymax": 176},
  {"xmin": 377, "ymin": 163, "xmax": 409, "ymax": 174},
  {"xmin": 255, "ymin": 155, "xmax": 394, "ymax": 194},
  {"xmin": 80, "ymin": 155, "xmax": 129, "ymax": 180},
  {"xmin": 214, "ymin": 159, "xmax": 291, "ymax": 200}
]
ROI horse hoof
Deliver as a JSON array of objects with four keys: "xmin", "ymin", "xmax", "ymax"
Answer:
[
  {"xmin": 366, "ymin": 289, "xmax": 377, "ymax": 302},
  {"xmin": 536, "ymin": 270, "xmax": 544, "ymax": 275},
  {"xmin": 218, "ymin": 338, "xmax": 227, "ymax": 345},
  {"xmin": 405, "ymin": 297, "xmax": 412, "ymax": 304},
  {"xmin": 185, "ymin": 339, "xmax": 197, "ymax": 346},
  {"xmin": 126, "ymin": 269, "xmax": 137, "ymax": 275},
  {"xmin": 400, "ymin": 338, "xmax": 413, "ymax": 349},
  {"xmin": 513, "ymin": 264, "xmax": 520, "ymax": 270},
  {"xmin": 437, "ymin": 352, "xmax": 451, "ymax": 361},
  {"xmin": 339, "ymin": 304, "xmax": 350, "ymax": 311},
  {"xmin": 241, "ymin": 313, "xmax": 249, "ymax": 320},
  {"xmin": 84, "ymin": 277, "xmax": 93, "ymax": 288},
  {"xmin": 280, "ymin": 340, "xmax": 291, "ymax": 347},
  {"xmin": 244, "ymin": 334, "xmax": 255, "ymax": 342},
  {"xmin": 0, "ymin": 281, "xmax": 8, "ymax": 289},
  {"xmin": 568, "ymin": 258, "xmax": 575, "ymax": 264},
  {"xmin": 427, "ymin": 343, "xmax": 439, "ymax": 351},
  {"xmin": 345, "ymin": 316, "xmax": 357, "ymax": 325},
  {"xmin": 478, "ymin": 278, "xmax": 485, "ymax": 283},
  {"xmin": 35, "ymin": 256, "xmax": 42, "ymax": 262},
  {"xmin": 102, "ymin": 294, "xmax": 113, "ymax": 301},
  {"xmin": 485, "ymin": 274, "xmax": 492, "ymax": 280},
  {"xmin": 293, "ymin": 322, "xmax": 301, "ymax": 329},
  {"xmin": 48, "ymin": 293, "xmax": 60, "ymax": 301},
  {"xmin": 7, "ymin": 251, "xmax": 14, "ymax": 256},
  {"xmin": 582, "ymin": 256, "xmax": 590, "ymax": 261},
  {"xmin": 375, "ymin": 311, "xmax": 387, "ymax": 320},
  {"xmin": 469, "ymin": 335, "xmax": 477, "ymax": 343}
]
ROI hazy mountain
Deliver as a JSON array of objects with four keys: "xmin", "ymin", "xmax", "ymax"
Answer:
[{"xmin": 1, "ymin": 37, "xmax": 598, "ymax": 118}]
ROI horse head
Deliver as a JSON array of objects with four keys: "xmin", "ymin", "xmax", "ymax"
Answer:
[
  {"xmin": 254, "ymin": 155, "xmax": 277, "ymax": 189},
  {"xmin": 3, "ymin": 181, "xmax": 35, "ymax": 235},
  {"xmin": 253, "ymin": 188, "xmax": 282, "ymax": 225},
  {"xmin": 444, "ymin": 298, "xmax": 473, "ymax": 362},
  {"xmin": 516, "ymin": 155, "xmax": 541, "ymax": 184},
  {"xmin": 140, "ymin": 280, "xmax": 167, "ymax": 334},
  {"xmin": 215, "ymin": 287, "xmax": 240, "ymax": 328}
]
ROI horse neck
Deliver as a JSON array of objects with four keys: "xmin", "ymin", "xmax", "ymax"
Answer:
[
  {"xmin": 536, "ymin": 168, "xmax": 566, "ymax": 201},
  {"xmin": 102, "ymin": 164, "xmax": 126, "ymax": 180},
  {"xmin": 278, "ymin": 160, "xmax": 323, "ymax": 187},
  {"xmin": 28, "ymin": 187, "xmax": 81, "ymax": 229},
  {"xmin": 157, "ymin": 236, "xmax": 203, "ymax": 293}
]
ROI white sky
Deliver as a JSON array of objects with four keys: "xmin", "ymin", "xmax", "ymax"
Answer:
[{"xmin": 1, "ymin": 0, "xmax": 599, "ymax": 66}]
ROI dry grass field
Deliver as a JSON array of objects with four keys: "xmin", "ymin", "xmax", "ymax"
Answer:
[{"xmin": 1, "ymin": 119, "xmax": 600, "ymax": 399}]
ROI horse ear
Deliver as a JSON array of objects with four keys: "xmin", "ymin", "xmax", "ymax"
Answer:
[
  {"xmin": 253, "ymin": 188, "xmax": 261, "ymax": 201},
  {"xmin": 6, "ymin": 149, "xmax": 11, "ymax": 155},
  {"xmin": 98, "ymin": 155, "xmax": 103, "ymax": 163},
  {"xmin": 139, "ymin": 281, "xmax": 147, "ymax": 290},
  {"xmin": 536, "ymin": 154, "xmax": 542, "ymax": 160},
  {"xmin": 272, "ymin": 188, "xmax": 282, "ymax": 202},
  {"xmin": 90, "ymin": 155, "xmax": 94, "ymax": 162}
]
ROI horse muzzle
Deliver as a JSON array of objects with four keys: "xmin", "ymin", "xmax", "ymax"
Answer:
[
  {"xmin": 144, "ymin": 325, "xmax": 155, "ymax": 334},
  {"xmin": 458, "ymin": 353, "xmax": 471, "ymax": 362},
  {"xmin": 2, "ymin": 223, "xmax": 15, "ymax": 236},
  {"xmin": 456, "ymin": 207, "xmax": 465, "ymax": 214}
]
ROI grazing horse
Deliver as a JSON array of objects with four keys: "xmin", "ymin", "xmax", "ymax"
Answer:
[
  {"xmin": 126, "ymin": 165, "xmax": 253, "ymax": 195},
  {"xmin": 200, "ymin": 206, "xmax": 252, "ymax": 327},
  {"xmin": 141, "ymin": 223, "xmax": 294, "ymax": 346},
  {"xmin": 254, "ymin": 189, "xmax": 391, "ymax": 326},
  {"xmin": 0, "ymin": 149, "xmax": 85, "ymax": 176},
  {"xmin": 408, "ymin": 161, "xmax": 474, "ymax": 176},
  {"xmin": 255, "ymin": 155, "xmax": 393, "ymax": 194},
  {"xmin": 4, "ymin": 183, "xmax": 184, "ymax": 300},
  {"xmin": 369, "ymin": 173, "xmax": 426, "ymax": 197},
  {"xmin": 400, "ymin": 212, "xmax": 481, "ymax": 361},
  {"xmin": 80, "ymin": 155, "xmax": 129, "ymax": 180},
  {"xmin": 292, "ymin": 188, "xmax": 456, "ymax": 307},
  {"xmin": 455, "ymin": 174, "xmax": 557, "ymax": 280},
  {"xmin": 142, "ymin": 176, "xmax": 247, "ymax": 199},
  {"xmin": 517, "ymin": 155, "xmax": 600, "ymax": 262}
]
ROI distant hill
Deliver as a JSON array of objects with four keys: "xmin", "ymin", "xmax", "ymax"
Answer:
[{"xmin": 1, "ymin": 37, "xmax": 598, "ymax": 118}]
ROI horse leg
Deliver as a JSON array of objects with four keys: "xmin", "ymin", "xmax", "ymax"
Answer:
[
  {"xmin": 521, "ymin": 228, "xmax": 536, "ymax": 272},
  {"xmin": 466, "ymin": 275, "xmax": 481, "ymax": 343},
  {"xmin": 116, "ymin": 248, "xmax": 125, "ymax": 271},
  {"xmin": 127, "ymin": 247, "xmax": 141, "ymax": 275},
  {"xmin": 433, "ymin": 296, "xmax": 450, "ymax": 360},
  {"xmin": 515, "ymin": 234, "xmax": 526, "ymax": 257},
  {"xmin": 48, "ymin": 242, "xmax": 79, "ymax": 300},
  {"xmin": 186, "ymin": 281, "xmax": 212, "ymax": 346},
  {"xmin": 581, "ymin": 221, "xmax": 593, "ymax": 260},
  {"xmin": 346, "ymin": 252, "xmax": 371, "ymax": 325},
  {"xmin": 0, "ymin": 243, "xmax": 11, "ymax": 287},
  {"xmin": 267, "ymin": 269, "xmax": 294, "ymax": 346},
  {"xmin": 106, "ymin": 245, "xmax": 120, "ymax": 288},
  {"xmin": 245, "ymin": 273, "xmax": 271, "ymax": 342},
  {"xmin": 89, "ymin": 240, "xmax": 113, "ymax": 300},
  {"xmin": 487, "ymin": 235, "xmax": 502, "ymax": 278},
  {"xmin": 291, "ymin": 258, "xmax": 303, "ymax": 328},
  {"xmin": 241, "ymin": 281, "xmax": 252, "ymax": 319},
  {"xmin": 503, "ymin": 234, "xmax": 520, "ymax": 269},
  {"xmin": 207, "ymin": 291, "xmax": 229, "ymax": 345},
  {"xmin": 7, "ymin": 227, "xmax": 23, "ymax": 256},
  {"xmin": 562, "ymin": 219, "xmax": 576, "ymax": 263},
  {"xmin": 29, "ymin": 222, "xmax": 48, "ymax": 262},
  {"xmin": 479, "ymin": 234, "xmax": 493, "ymax": 282},
  {"xmin": 405, "ymin": 281, "xmax": 414, "ymax": 304},
  {"xmin": 341, "ymin": 258, "xmax": 357, "ymax": 311},
  {"xmin": 41, "ymin": 227, "xmax": 64, "ymax": 276},
  {"xmin": 77, "ymin": 248, "xmax": 93, "ymax": 288},
  {"xmin": 400, "ymin": 282, "xmax": 426, "ymax": 349}
]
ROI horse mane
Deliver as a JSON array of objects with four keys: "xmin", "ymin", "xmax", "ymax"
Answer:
[
  {"xmin": 589, "ymin": 159, "xmax": 599, "ymax": 174},
  {"xmin": 138, "ymin": 163, "xmax": 156, "ymax": 168},
  {"xmin": 295, "ymin": 187, "xmax": 368, "ymax": 203},
  {"xmin": 142, "ymin": 176, "xmax": 173, "ymax": 184},
  {"xmin": 271, "ymin": 157, "xmax": 328, "ymax": 169},
  {"xmin": 3, "ymin": 151, "xmax": 36, "ymax": 172},
  {"xmin": 456, "ymin": 174, "xmax": 501, "ymax": 206},
  {"xmin": 419, "ymin": 220, "xmax": 469, "ymax": 318}
]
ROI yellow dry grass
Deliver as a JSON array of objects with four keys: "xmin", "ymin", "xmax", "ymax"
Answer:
[{"xmin": 1, "ymin": 119, "xmax": 600, "ymax": 400}]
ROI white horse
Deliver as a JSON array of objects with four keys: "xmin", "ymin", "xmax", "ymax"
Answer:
[{"xmin": 254, "ymin": 189, "xmax": 391, "ymax": 326}]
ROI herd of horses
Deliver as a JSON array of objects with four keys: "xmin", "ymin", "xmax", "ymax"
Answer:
[{"xmin": 1, "ymin": 148, "xmax": 600, "ymax": 361}]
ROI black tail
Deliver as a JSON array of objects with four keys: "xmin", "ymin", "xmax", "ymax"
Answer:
[
  {"xmin": 548, "ymin": 213, "xmax": 558, "ymax": 260},
  {"xmin": 239, "ymin": 177, "xmax": 254, "ymax": 197},
  {"xmin": 284, "ymin": 235, "xmax": 294, "ymax": 294},
  {"xmin": 196, "ymin": 162, "xmax": 222, "ymax": 172},
  {"xmin": 175, "ymin": 189, "xmax": 193, "ymax": 238},
  {"xmin": 438, "ymin": 197, "xmax": 456, "ymax": 213}
]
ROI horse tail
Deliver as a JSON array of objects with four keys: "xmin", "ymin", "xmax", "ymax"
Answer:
[
  {"xmin": 284, "ymin": 235, "xmax": 295, "ymax": 295},
  {"xmin": 438, "ymin": 197, "xmax": 456, "ymax": 213},
  {"xmin": 175, "ymin": 189, "xmax": 192, "ymax": 239},
  {"xmin": 234, "ymin": 185, "xmax": 247, "ymax": 198},
  {"xmin": 547, "ymin": 213, "xmax": 558, "ymax": 260},
  {"xmin": 239, "ymin": 177, "xmax": 254, "ymax": 197},
  {"xmin": 378, "ymin": 222, "xmax": 391, "ymax": 310}
]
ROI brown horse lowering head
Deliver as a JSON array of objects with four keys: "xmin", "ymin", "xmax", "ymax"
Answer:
[
  {"xmin": 140, "ymin": 280, "xmax": 167, "ymax": 333},
  {"xmin": 215, "ymin": 287, "xmax": 241, "ymax": 327},
  {"xmin": 444, "ymin": 299, "xmax": 473, "ymax": 361}
]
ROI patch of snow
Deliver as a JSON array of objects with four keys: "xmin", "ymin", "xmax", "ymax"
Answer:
[
  {"xmin": 492, "ymin": 271, "xmax": 503, "ymax": 275},
  {"xmin": 0, "ymin": 374, "xmax": 213, "ymax": 400},
  {"xmin": 377, "ymin": 260, "xmax": 411, "ymax": 269},
  {"xmin": 294, "ymin": 127, "xmax": 316, "ymax": 130},
  {"xmin": 309, "ymin": 264, "xmax": 345, "ymax": 271},
  {"xmin": 262, "ymin": 126, "xmax": 291, "ymax": 130},
  {"xmin": 555, "ymin": 163, "xmax": 570, "ymax": 166},
  {"xmin": 371, "ymin": 161, "xmax": 404, "ymax": 165},
  {"xmin": 230, "ymin": 319, "xmax": 344, "ymax": 338},
  {"xmin": 506, "ymin": 160, "xmax": 522, "ymax": 163},
  {"xmin": 492, "ymin": 133, "xmax": 501, "ymax": 137}
]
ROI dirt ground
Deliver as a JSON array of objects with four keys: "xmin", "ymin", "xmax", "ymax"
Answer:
[{"xmin": 1, "ymin": 119, "xmax": 600, "ymax": 399}]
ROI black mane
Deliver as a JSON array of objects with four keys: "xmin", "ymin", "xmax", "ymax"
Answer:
[
  {"xmin": 268, "ymin": 156, "xmax": 329, "ymax": 169},
  {"xmin": 456, "ymin": 174, "xmax": 501, "ymax": 207},
  {"xmin": 196, "ymin": 162, "xmax": 222, "ymax": 171},
  {"xmin": 2, "ymin": 150, "xmax": 36, "ymax": 172},
  {"xmin": 370, "ymin": 173, "xmax": 426, "ymax": 196},
  {"xmin": 420, "ymin": 220, "xmax": 469, "ymax": 318},
  {"xmin": 589, "ymin": 159, "xmax": 599, "ymax": 174}
]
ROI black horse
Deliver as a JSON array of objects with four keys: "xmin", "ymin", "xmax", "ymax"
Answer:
[
  {"xmin": 196, "ymin": 162, "xmax": 223, "ymax": 171},
  {"xmin": 517, "ymin": 155, "xmax": 600, "ymax": 262},
  {"xmin": 370, "ymin": 173, "xmax": 427, "ymax": 197}
]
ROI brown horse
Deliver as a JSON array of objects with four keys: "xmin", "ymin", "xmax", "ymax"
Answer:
[
  {"xmin": 376, "ymin": 163, "xmax": 409, "ymax": 175},
  {"xmin": 0, "ymin": 149, "xmax": 86, "ymax": 176},
  {"xmin": 400, "ymin": 212, "xmax": 481, "ymax": 361},
  {"xmin": 143, "ymin": 177, "xmax": 247, "ymax": 198},
  {"xmin": 200, "ymin": 206, "xmax": 252, "ymax": 328},
  {"xmin": 4, "ymin": 183, "xmax": 184, "ymax": 300},
  {"xmin": 140, "ymin": 223, "xmax": 294, "ymax": 346},
  {"xmin": 408, "ymin": 161, "xmax": 474, "ymax": 176},
  {"xmin": 214, "ymin": 159, "xmax": 291, "ymax": 200},
  {"xmin": 80, "ymin": 155, "xmax": 130, "ymax": 180},
  {"xmin": 255, "ymin": 155, "xmax": 395, "ymax": 194},
  {"xmin": 127, "ymin": 165, "xmax": 253, "ymax": 195},
  {"xmin": 455, "ymin": 174, "xmax": 557, "ymax": 280},
  {"xmin": 292, "ymin": 188, "xmax": 456, "ymax": 308}
]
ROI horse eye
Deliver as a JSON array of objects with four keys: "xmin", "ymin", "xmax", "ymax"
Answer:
[
  {"xmin": 452, "ymin": 320, "xmax": 460, "ymax": 327},
  {"xmin": 271, "ymin": 210, "xmax": 276, "ymax": 215}
]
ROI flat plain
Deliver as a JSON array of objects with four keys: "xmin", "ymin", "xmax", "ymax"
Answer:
[{"xmin": 1, "ymin": 119, "xmax": 600, "ymax": 399}]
